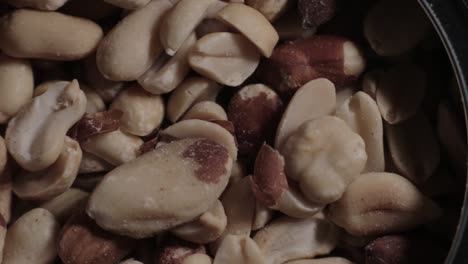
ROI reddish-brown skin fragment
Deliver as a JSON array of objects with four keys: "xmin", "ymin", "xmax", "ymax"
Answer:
[
  {"xmin": 74, "ymin": 109, "xmax": 123, "ymax": 143},
  {"xmin": 155, "ymin": 237, "xmax": 206, "ymax": 264},
  {"xmin": 250, "ymin": 144, "xmax": 289, "ymax": 207},
  {"xmin": 182, "ymin": 139, "xmax": 229, "ymax": 184},
  {"xmin": 298, "ymin": 0, "xmax": 336, "ymax": 29},
  {"xmin": 139, "ymin": 134, "xmax": 160, "ymax": 155}
]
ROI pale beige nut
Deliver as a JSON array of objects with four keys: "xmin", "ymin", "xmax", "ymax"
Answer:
[
  {"xmin": 335, "ymin": 86, "xmax": 358, "ymax": 109},
  {"xmin": 252, "ymin": 200, "xmax": 273, "ymax": 231},
  {"xmin": 34, "ymin": 80, "xmax": 72, "ymax": 97},
  {"xmin": 139, "ymin": 33, "xmax": 196, "ymax": 95},
  {"xmin": 229, "ymin": 161, "xmax": 246, "ymax": 185},
  {"xmin": 283, "ymin": 116, "xmax": 367, "ymax": 204},
  {"xmin": 376, "ymin": 63, "xmax": 426, "ymax": 124},
  {"xmin": 104, "ymin": 0, "xmax": 150, "ymax": 10},
  {"xmin": 3, "ymin": 208, "xmax": 60, "ymax": 264},
  {"xmin": 172, "ymin": 200, "xmax": 227, "ymax": 244},
  {"xmin": 253, "ymin": 216, "xmax": 339, "ymax": 264},
  {"xmin": 161, "ymin": 119, "xmax": 238, "ymax": 160},
  {"xmin": 327, "ymin": 172, "xmax": 442, "ymax": 236},
  {"xmin": 81, "ymin": 129, "xmax": 143, "ymax": 166},
  {"xmin": 205, "ymin": 0, "xmax": 228, "ymax": 17},
  {"xmin": 364, "ymin": 0, "xmax": 430, "ymax": 56},
  {"xmin": 5, "ymin": 0, "xmax": 69, "ymax": 10},
  {"xmin": 336, "ymin": 91, "xmax": 385, "ymax": 173},
  {"xmin": 82, "ymin": 84, "xmax": 106, "ymax": 114},
  {"xmin": 72, "ymin": 173, "xmax": 105, "ymax": 192},
  {"xmin": 214, "ymin": 235, "xmax": 265, "ymax": 264},
  {"xmin": 273, "ymin": 13, "xmax": 316, "ymax": 40},
  {"xmin": 0, "ymin": 53, "xmax": 34, "ymax": 124},
  {"xmin": 167, "ymin": 77, "xmax": 221, "ymax": 123},
  {"xmin": 0, "ymin": 10, "xmax": 103, "ymax": 60},
  {"xmin": 184, "ymin": 253, "xmax": 213, "ymax": 264},
  {"xmin": 189, "ymin": 32, "xmax": 261, "ymax": 86},
  {"xmin": 385, "ymin": 112, "xmax": 440, "ymax": 184},
  {"xmin": 79, "ymin": 151, "xmax": 114, "ymax": 174},
  {"xmin": 216, "ymin": 3, "xmax": 279, "ymax": 57},
  {"xmin": 275, "ymin": 78, "xmax": 336, "ymax": 150},
  {"xmin": 196, "ymin": 19, "xmax": 231, "ymax": 38},
  {"xmin": 6, "ymin": 79, "xmax": 87, "ymax": 171},
  {"xmin": 13, "ymin": 136, "xmax": 82, "ymax": 201},
  {"xmin": 120, "ymin": 259, "xmax": 143, "ymax": 264},
  {"xmin": 246, "ymin": 0, "xmax": 290, "ymax": 22},
  {"xmin": 96, "ymin": 0, "xmax": 174, "ymax": 81},
  {"xmin": 286, "ymin": 257, "xmax": 354, "ymax": 264},
  {"xmin": 40, "ymin": 188, "xmax": 89, "ymax": 223},
  {"xmin": 110, "ymin": 84, "xmax": 164, "ymax": 136},
  {"xmin": 183, "ymin": 101, "xmax": 228, "ymax": 121},
  {"xmin": 0, "ymin": 137, "xmax": 6, "ymax": 177},
  {"xmin": 87, "ymin": 138, "xmax": 233, "ymax": 238},
  {"xmin": 84, "ymin": 55, "xmax": 125, "ymax": 103}
]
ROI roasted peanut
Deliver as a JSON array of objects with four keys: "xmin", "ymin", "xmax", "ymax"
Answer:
[
  {"xmin": 82, "ymin": 85, "xmax": 106, "ymax": 114},
  {"xmin": 40, "ymin": 188, "xmax": 89, "ymax": 222},
  {"xmin": 214, "ymin": 235, "xmax": 265, "ymax": 264},
  {"xmin": 196, "ymin": 19, "xmax": 231, "ymax": 38},
  {"xmin": 252, "ymin": 200, "xmax": 273, "ymax": 231},
  {"xmin": 79, "ymin": 151, "xmax": 114, "ymax": 174},
  {"xmin": 184, "ymin": 253, "xmax": 213, "ymax": 264},
  {"xmin": 84, "ymin": 55, "xmax": 125, "ymax": 103},
  {"xmin": 246, "ymin": 0, "xmax": 290, "ymax": 22},
  {"xmin": 183, "ymin": 101, "xmax": 228, "ymax": 121}
]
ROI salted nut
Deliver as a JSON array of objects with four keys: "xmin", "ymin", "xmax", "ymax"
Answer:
[{"xmin": 214, "ymin": 235, "xmax": 265, "ymax": 264}]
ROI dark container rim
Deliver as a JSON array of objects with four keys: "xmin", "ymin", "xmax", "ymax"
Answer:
[{"xmin": 418, "ymin": 0, "xmax": 468, "ymax": 263}]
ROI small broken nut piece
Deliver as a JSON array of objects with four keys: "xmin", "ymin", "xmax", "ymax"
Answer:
[
  {"xmin": 327, "ymin": 172, "xmax": 442, "ymax": 236},
  {"xmin": 154, "ymin": 237, "xmax": 206, "ymax": 264},
  {"xmin": 214, "ymin": 235, "xmax": 265, "ymax": 264},
  {"xmin": 120, "ymin": 259, "xmax": 144, "ymax": 264},
  {"xmin": 183, "ymin": 101, "xmax": 228, "ymax": 121},
  {"xmin": 74, "ymin": 108, "xmax": 123, "ymax": 142},
  {"xmin": 246, "ymin": 0, "xmax": 290, "ymax": 22},
  {"xmin": 298, "ymin": 0, "xmax": 336, "ymax": 28}
]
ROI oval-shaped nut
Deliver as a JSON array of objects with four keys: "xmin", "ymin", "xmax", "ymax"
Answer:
[
  {"xmin": 0, "ymin": 53, "xmax": 34, "ymax": 124},
  {"xmin": 0, "ymin": 10, "xmax": 102, "ymax": 60},
  {"xmin": 253, "ymin": 216, "xmax": 339, "ymax": 264},
  {"xmin": 216, "ymin": 3, "xmax": 279, "ymax": 57},
  {"xmin": 84, "ymin": 55, "xmax": 125, "ymax": 103},
  {"xmin": 335, "ymin": 86, "xmax": 358, "ymax": 108},
  {"xmin": 214, "ymin": 235, "xmax": 265, "ymax": 264},
  {"xmin": 161, "ymin": 119, "xmax": 238, "ymax": 160},
  {"xmin": 184, "ymin": 253, "xmax": 212, "ymax": 264},
  {"xmin": 167, "ymin": 77, "xmax": 221, "ymax": 123},
  {"xmin": 104, "ymin": 0, "xmax": 150, "ymax": 10},
  {"xmin": 246, "ymin": 0, "xmax": 290, "ymax": 22},
  {"xmin": 13, "ymin": 136, "xmax": 82, "ymax": 200},
  {"xmin": 286, "ymin": 257, "xmax": 354, "ymax": 264},
  {"xmin": 5, "ymin": 0, "xmax": 69, "ymax": 10},
  {"xmin": 183, "ymin": 101, "xmax": 228, "ymax": 121},
  {"xmin": 385, "ymin": 112, "xmax": 440, "ymax": 184},
  {"xmin": 364, "ymin": 0, "xmax": 430, "ymax": 56},
  {"xmin": 375, "ymin": 64, "xmax": 426, "ymax": 124},
  {"xmin": 40, "ymin": 188, "xmax": 89, "ymax": 222},
  {"xmin": 275, "ymin": 78, "xmax": 336, "ymax": 150},
  {"xmin": 58, "ymin": 210, "xmax": 134, "ymax": 264},
  {"xmin": 81, "ymin": 129, "xmax": 143, "ymax": 166},
  {"xmin": 3, "ymin": 208, "xmax": 60, "ymax": 264},
  {"xmin": 96, "ymin": 0, "xmax": 174, "ymax": 81},
  {"xmin": 6, "ymin": 80, "xmax": 87, "ymax": 171},
  {"xmin": 139, "ymin": 33, "xmax": 196, "ymax": 94},
  {"xmin": 188, "ymin": 32, "xmax": 261, "ymax": 86},
  {"xmin": 336, "ymin": 92, "xmax": 384, "ymax": 173},
  {"xmin": 283, "ymin": 116, "xmax": 367, "ymax": 204},
  {"xmin": 79, "ymin": 151, "xmax": 114, "ymax": 174},
  {"xmin": 228, "ymin": 84, "xmax": 283, "ymax": 157},
  {"xmin": 0, "ymin": 137, "xmax": 6, "ymax": 176},
  {"xmin": 298, "ymin": 0, "xmax": 336, "ymax": 28},
  {"xmin": 82, "ymin": 85, "xmax": 105, "ymax": 114},
  {"xmin": 171, "ymin": 200, "xmax": 227, "ymax": 244},
  {"xmin": 327, "ymin": 172, "xmax": 442, "ymax": 236},
  {"xmin": 110, "ymin": 84, "xmax": 164, "ymax": 136},
  {"xmin": 88, "ymin": 138, "xmax": 233, "ymax": 238}
]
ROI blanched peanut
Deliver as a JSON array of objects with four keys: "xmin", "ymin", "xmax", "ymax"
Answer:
[
  {"xmin": 0, "ymin": 53, "xmax": 34, "ymax": 124},
  {"xmin": 275, "ymin": 78, "xmax": 336, "ymax": 150},
  {"xmin": 171, "ymin": 200, "xmax": 227, "ymax": 244},
  {"xmin": 84, "ymin": 55, "xmax": 125, "ymax": 103},
  {"xmin": 216, "ymin": 3, "xmax": 279, "ymax": 57},
  {"xmin": 188, "ymin": 32, "xmax": 261, "ymax": 87},
  {"xmin": 3, "ymin": 208, "xmax": 60, "ymax": 264},
  {"xmin": 214, "ymin": 235, "xmax": 265, "ymax": 264},
  {"xmin": 138, "ymin": 33, "xmax": 196, "ymax": 94},
  {"xmin": 40, "ymin": 188, "xmax": 89, "ymax": 223},
  {"xmin": 104, "ymin": 0, "xmax": 150, "ymax": 10},
  {"xmin": 183, "ymin": 101, "xmax": 228, "ymax": 121},
  {"xmin": 196, "ymin": 19, "xmax": 231, "ymax": 38},
  {"xmin": 81, "ymin": 129, "xmax": 143, "ymax": 166},
  {"xmin": 0, "ymin": 10, "xmax": 103, "ymax": 60},
  {"xmin": 13, "ymin": 136, "xmax": 82, "ymax": 200},
  {"xmin": 253, "ymin": 216, "xmax": 339, "ymax": 264},
  {"xmin": 286, "ymin": 257, "xmax": 355, "ymax": 264},
  {"xmin": 0, "ymin": 137, "xmax": 6, "ymax": 176},
  {"xmin": 327, "ymin": 172, "xmax": 442, "ymax": 236},
  {"xmin": 79, "ymin": 151, "xmax": 114, "ymax": 174},
  {"xmin": 283, "ymin": 116, "xmax": 367, "ymax": 205},
  {"xmin": 5, "ymin": 0, "xmax": 69, "ymax": 11},
  {"xmin": 184, "ymin": 253, "xmax": 213, "ymax": 264},
  {"xmin": 335, "ymin": 86, "xmax": 358, "ymax": 109},
  {"xmin": 246, "ymin": 0, "xmax": 290, "ymax": 22},
  {"xmin": 110, "ymin": 84, "xmax": 164, "ymax": 136},
  {"xmin": 336, "ymin": 91, "xmax": 385, "ymax": 173},
  {"xmin": 87, "ymin": 138, "xmax": 233, "ymax": 238},
  {"xmin": 82, "ymin": 85, "xmax": 106, "ymax": 114},
  {"xmin": 159, "ymin": 0, "xmax": 216, "ymax": 56},
  {"xmin": 167, "ymin": 77, "xmax": 221, "ymax": 123},
  {"xmin": 96, "ymin": 0, "xmax": 174, "ymax": 81},
  {"xmin": 6, "ymin": 80, "xmax": 87, "ymax": 171}
]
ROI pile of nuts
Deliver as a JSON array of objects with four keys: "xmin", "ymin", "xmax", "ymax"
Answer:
[{"xmin": 0, "ymin": 0, "xmax": 465, "ymax": 263}]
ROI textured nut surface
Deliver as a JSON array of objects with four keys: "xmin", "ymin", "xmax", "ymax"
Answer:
[
  {"xmin": 214, "ymin": 235, "xmax": 265, "ymax": 264},
  {"xmin": 275, "ymin": 78, "xmax": 336, "ymax": 149},
  {"xmin": 110, "ymin": 84, "xmax": 164, "ymax": 136},
  {"xmin": 298, "ymin": 0, "xmax": 336, "ymax": 28},
  {"xmin": 154, "ymin": 237, "xmax": 206, "ymax": 264},
  {"xmin": 253, "ymin": 216, "xmax": 339, "ymax": 264},
  {"xmin": 0, "ymin": 9, "xmax": 102, "ymax": 60},
  {"xmin": 283, "ymin": 116, "xmax": 367, "ymax": 204},
  {"xmin": 0, "ymin": 53, "xmax": 34, "ymax": 124},
  {"xmin": 167, "ymin": 77, "xmax": 221, "ymax": 123},
  {"xmin": 96, "ymin": 0, "xmax": 173, "ymax": 81},
  {"xmin": 6, "ymin": 79, "xmax": 86, "ymax": 171},
  {"xmin": 5, "ymin": 0, "xmax": 69, "ymax": 10},
  {"xmin": 216, "ymin": 3, "xmax": 279, "ymax": 57},
  {"xmin": 188, "ymin": 32, "xmax": 261, "ymax": 86},
  {"xmin": 286, "ymin": 257, "xmax": 354, "ymax": 264},
  {"xmin": 40, "ymin": 188, "xmax": 89, "ymax": 222},
  {"xmin": 87, "ymin": 138, "xmax": 233, "ymax": 238},
  {"xmin": 104, "ymin": 0, "xmax": 150, "ymax": 9},
  {"xmin": 183, "ymin": 101, "xmax": 228, "ymax": 121},
  {"xmin": 3, "ymin": 208, "xmax": 60, "ymax": 264},
  {"xmin": 58, "ymin": 210, "xmax": 134, "ymax": 264},
  {"xmin": 385, "ymin": 112, "xmax": 440, "ymax": 184},
  {"xmin": 327, "ymin": 172, "xmax": 442, "ymax": 236},
  {"xmin": 246, "ymin": 0, "xmax": 290, "ymax": 22},
  {"xmin": 73, "ymin": 109, "xmax": 123, "ymax": 143},
  {"xmin": 13, "ymin": 136, "xmax": 82, "ymax": 200},
  {"xmin": 336, "ymin": 91, "xmax": 384, "ymax": 173}
]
